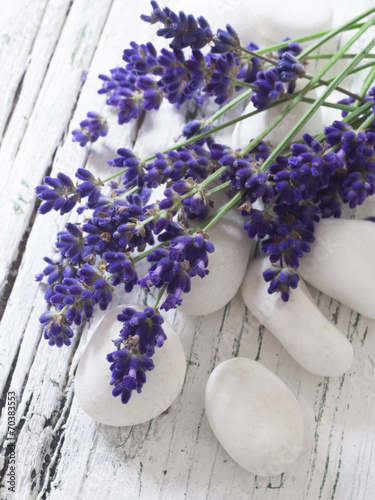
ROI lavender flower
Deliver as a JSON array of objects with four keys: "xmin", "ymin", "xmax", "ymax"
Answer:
[
  {"xmin": 35, "ymin": 173, "xmax": 80, "ymax": 215},
  {"xmin": 107, "ymin": 306, "xmax": 166, "ymax": 403},
  {"xmin": 36, "ymin": 7, "xmax": 375, "ymax": 397},
  {"xmin": 55, "ymin": 223, "xmax": 84, "ymax": 264},
  {"xmin": 141, "ymin": 1, "xmax": 213, "ymax": 50},
  {"xmin": 107, "ymin": 348, "xmax": 154, "ymax": 404},
  {"xmin": 39, "ymin": 311, "xmax": 74, "ymax": 347},
  {"xmin": 212, "ymin": 24, "xmax": 240, "ymax": 53},
  {"xmin": 144, "ymin": 145, "xmax": 212, "ymax": 188},
  {"xmin": 50, "ymin": 278, "xmax": 95, "ymax": 325},
  {"xmin": 35, "ymin": 257, "xmax": 77, "ymax": 301},
  {"xmin": 107, "ymin": 148, "xmax": 146, "ymax": 188},
  {"xmin": 123, "ymin": 41, "xmax": 160, "ymax": 75},
  {"xmin": 205, "ymin": 52, "xmax": 238, "ymax": 105},
  {"xmin": 71, "ymin": 112, "xmax": 108, "ymax": 146},
  {"xmin": 251, "ymin": 68, "xmax": 285, "ymax": 109},
  {"xmin": 263, "ymin": 266, "xmax": 300, "ymax": 302},
  {"xmin": 278, "ymin": 38, "xmax": 303, "ymax": 58},
  {"xmin": 104, "ymin": 251, "xmax": 138, "ymax": 292},
  {"xmin": 138, "ymin": 231, "xmax": 214, "ymax": 310}
]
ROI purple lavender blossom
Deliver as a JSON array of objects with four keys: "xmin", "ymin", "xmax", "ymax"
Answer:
[
  {"xmin": 263, "ymin": 266, "xmax": 300, "ymax": 302},
  {"xmin": 141, "ymin": 1, "xmax": 213, "ymax": 50},
  {"xmin": 104, "ymin": 251, "xmax": 138, "ymax": 292},
  {"xmin": 107, "ymin": 148, "xmax": 146, "ymax": 189},
  {"xmin": 35, "ymin": 173, "xmax": 80, "ymax": 215},
  {"xmin": 107, "ymin": 306, "xmax": 166, "ymax": 404},
  {"xmin": 39, "ymin": 311, "xmax": 74, "ymax": 347},
  {"xmin": 71, "ymin": 112, "xmax": 108, "ymax": 146},
  {"xmin": 123, "ymin": 41, "xmax": 161, "ymax": 76},
  {"xmin": 138, "ymin": 232, "xmax": 214, "ymax": 310},
  {"xmin": 211, "ymin": 24, "xmax": 240, "ymax": 54},
  {"xmin": 251, "ymin": 68, "xmax": 285, "ymax": 109},
  {"xmin": 107, "ymin": 348, "xmax": 154, "ymax": 404}
]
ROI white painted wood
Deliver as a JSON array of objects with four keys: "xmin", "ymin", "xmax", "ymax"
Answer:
[
  {"xmin": 0, "ymin": 0, "xmax": 48, "ymax": 140},
  {"xmin": 1, "ymin": 0, "xmax": 375, "ymax": 499},
  {"xmin": 0, "ymin": 0, "xmax": 73, "ymax": 195},
  {"xmin": 0, "ymin": 0, "xmax": 113, "ymax": 298}
]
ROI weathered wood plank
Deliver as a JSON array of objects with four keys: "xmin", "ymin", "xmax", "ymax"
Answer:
[
  {"xmin": 0, "ymin": 0, "xmax": 73, "ymax": 196},
  {"xmin": 0, "ymin": 0, "xmax": 113, "ymax": 300},
  {"xmin": 0, "ymin": 0, "xmax": 49, "ymax": 140}
]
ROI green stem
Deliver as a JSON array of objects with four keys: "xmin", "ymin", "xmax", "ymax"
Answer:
[
  {"xmin": 307, "ymin": 53, "xmax": 375, "ymax": 59},
  {"xmin": 135, "ymin": 166, "xmax": 231, "ymax": 234},
  {"xmin": 358, "ymin": 65, "xmax": 375, "ymax": 99},
  {"xmin": 240, "ymin": 47, "xmax": 275, "ymax": 66},
  {"xmin": 133, "ymin": 199, "xmax": 237, "ymax": 264},
  {"xmin": 240, "ymin": 47, "xmax": 366, "ymax": 103},
  {"xmin": 206, "ymin": 180, "xmax": 231, "ymax": 196},
  {"xmin": 140, "ymin": 214, "xmax": 157, "ymax": 227},
  {"xmin": 298, "ymin": 7, "xmax": 375, "ymax": 59},
  {"xmin": 240, "ymin": 101, "xmax": 298, "ymax": 155},
  {"xmin": 303, "ymin": 74, "xmax": 366, "ymax": 102},
  {"xmin": 154, "ymin": 284, "xmax": 167, "ymax": 309},
  {"xmin": 209, "ymin": 88, "xmax": 253, "ymax": 123},
  {"xmin": 345, "ymin": 100, "xmax": 372, "ymax": 121},
  {"xmin": 317, "ymin": 61, "xmax": 375, "ymax": 83},
  {"xmin": 254, "ymin": 23, "xmax": 365, "ymax": 55},
  {"xmin": 311, "ymin": 100, "xmax": 373, "ymax": 144},
  {"xmin": 104, "ymin": 109, "xmax": 119, "ymax": 120},
  {"xmin": 203, "ymin": 191, "xmax": 245, "ymax": 232},
  {"xmin": 233, "ymin": 79, "xmax": 356, "ymax": 111},
  {"xmin": 195, "ymin": 166, "xmax": 227, "ymax": 191},
  {"xmin": 357, "ymin": 113, "xmax": 375, "ymax": 130},
  {"xmin": 258, "ymin": 15, "xmax": 375, "ymax": 170}
]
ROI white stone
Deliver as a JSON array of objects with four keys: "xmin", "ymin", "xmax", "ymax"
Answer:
[
  {"xmin": 299, "ymin": 218, "xmax": 375, "ymax": 320},
  {"xmin": 251, "ymin": 0, "xmax": 332, "ymax": 46},
  {"xmin": 231, "ymin": 81, "xmax": 323, "ymax": 150},
  {"xmin": 75, "ymin": 305, "xmax": 186, "ymax": 426},
  {"xmin": 241, "ymin": 257, "xmax": 354, "ymax": 376},
  {"xmin": 178, "ymin": 195, "xmax": 254, "ymax": 316},
  {"xmin": 205, "ymin": 357, "xmax": 304, "ymax": 476}
]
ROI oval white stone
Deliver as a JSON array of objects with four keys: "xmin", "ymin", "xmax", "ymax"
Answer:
[
  {"xmin": 205, "ymin": 358, "xmax": 304, "ymax": 476},
  {"xmin": 241, "ymin": 257, "xmax": 354, "ymax": 376},
  {"xmin": 299, "ymin": 218, "xmax": 375, "ymax": 320},
  {"xmin": 75, "ymin": 305, "xmax": 186, "ymax": 426},
  {"xmin": 178, "ymin": 200, "xmax": 254, "ymax": 316}
]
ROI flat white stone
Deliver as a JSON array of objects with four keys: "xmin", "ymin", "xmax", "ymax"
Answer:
[
  {"xmin": 205, "ymin": 358, "xmax": 304, "ymax": 476},
  {"xmin": 75, "ymin": 305, "xmax": 186, "ymax": 426},
  {"xmin": 241, "ymin": 257, "xmax": 354, "ymax": 376},
  {"xmin": 299, "ymin": 218, "xmax": 375, "ymax": 320},
  {"xmin": 179, "ymin": 200, "xmax": 254, "ymax": 316}
]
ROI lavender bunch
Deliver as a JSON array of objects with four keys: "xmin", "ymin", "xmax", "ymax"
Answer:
[{"xmin": 35, "ymin": 2, "xmax": 375, "ymax": 403}]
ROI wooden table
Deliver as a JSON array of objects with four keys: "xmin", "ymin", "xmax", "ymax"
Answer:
[{"xmin": 1, "ymin": 1, "xmax": 375, "ymax": 498}]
